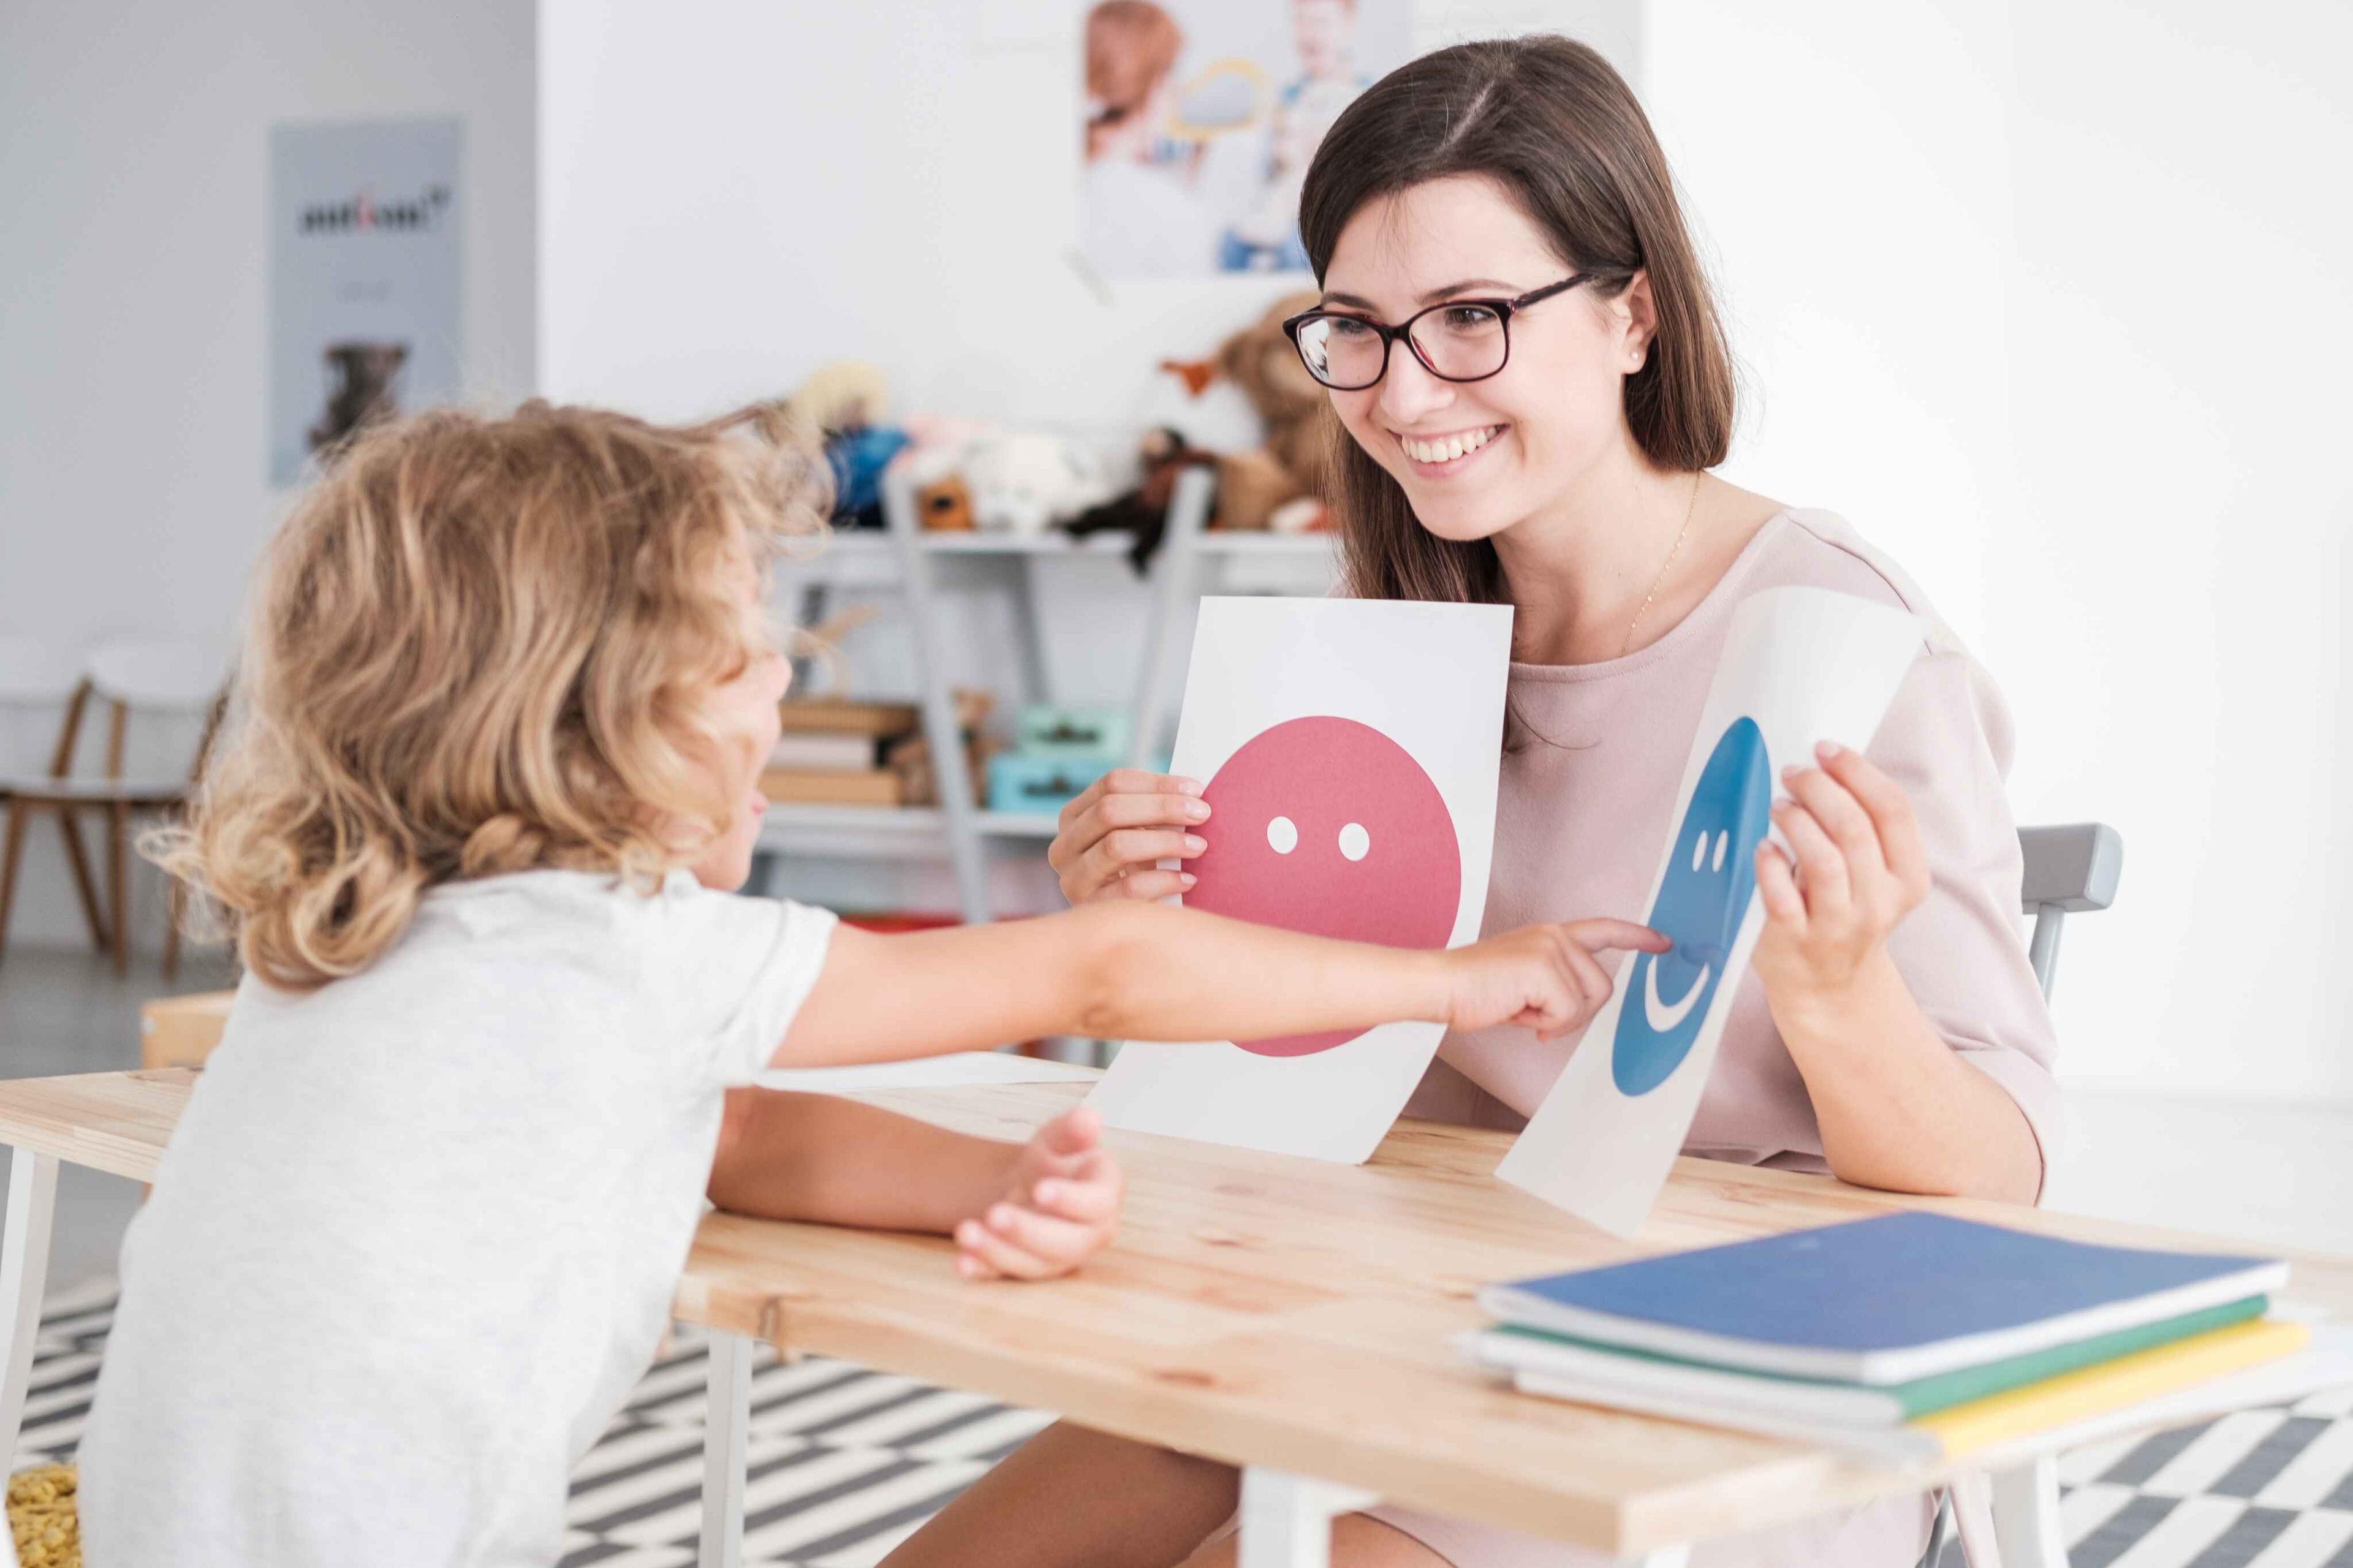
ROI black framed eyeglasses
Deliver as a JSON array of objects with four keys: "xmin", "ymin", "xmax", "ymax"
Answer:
[{"xmin": 1281, "ymin": 274, "xmax": 1594, "ymax": 391}]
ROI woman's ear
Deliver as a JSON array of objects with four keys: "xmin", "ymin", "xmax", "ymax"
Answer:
[{"xmin": 1618, "ymin": 268, "xmax": 1659, "ymax": 373}]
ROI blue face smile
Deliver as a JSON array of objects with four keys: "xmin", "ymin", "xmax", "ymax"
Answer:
[{"xmin": 1612, "ymin": 717, "xmax": 1773, "ymax": 1097}]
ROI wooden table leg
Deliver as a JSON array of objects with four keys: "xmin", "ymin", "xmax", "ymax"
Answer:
[
  {"xmin": 699, "ymin": 1328, "xmax": 751, "ymax": 1568},
  {"xmin": 0, "ymin": 1146, "xmax": 59, "ymax": 1468}
]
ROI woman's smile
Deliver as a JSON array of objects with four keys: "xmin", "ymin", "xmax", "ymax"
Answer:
[{"xmin": 1393, "ymin": 422, "xmax": 1508, "ymax": 476}]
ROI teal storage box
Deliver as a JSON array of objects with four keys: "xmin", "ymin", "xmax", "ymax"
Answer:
[
  {"xmin": 987, "ymin": 753, "xmax": 1117, "ymax": 815},
  {"xmin": 1017, "ymin": 705, "xmax": 1132, "ymax": 762}
]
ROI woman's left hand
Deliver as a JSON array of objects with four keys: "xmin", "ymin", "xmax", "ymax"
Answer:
[{"xmin": 1751, "ymin": 741, "xmax": 1929, "ymax": 1002}]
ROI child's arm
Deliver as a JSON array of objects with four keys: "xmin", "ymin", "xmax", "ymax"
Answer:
[
  {"xmin": 707, "ymin": 1089, "xmax": 1121, "ymax": 1281},
  {"xmin": 777, "ymin": 901, "xmax": 1661, "ymax": 1070}
]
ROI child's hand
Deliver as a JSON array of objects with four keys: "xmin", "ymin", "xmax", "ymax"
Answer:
[
  {"xmin": 953, "ymin": 1106, "xmax": 1124, "ymax": 1282},
  {"xmin": 1439, "ymin": 919, "xmax": 1668, "ymax": 1040}
]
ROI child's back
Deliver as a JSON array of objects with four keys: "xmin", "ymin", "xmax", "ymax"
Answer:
[{"xmin": 81, "ymin": 870, "xmax": 835, "ymax": 1563}]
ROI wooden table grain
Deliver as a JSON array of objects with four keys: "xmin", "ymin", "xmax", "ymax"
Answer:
[{"xmin": 2, "ymin": 1067, "xmax": 2344, "ymax": 1566}]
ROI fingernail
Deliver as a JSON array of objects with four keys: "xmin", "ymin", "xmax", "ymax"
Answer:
[
  {"xmin": 1176, "ymin": 778, "xmax": 1202, "ymax": 796},
  {"xmin": 1036, "ymin": 1182, "xmax": 1061, "ymax": 1203},
  {"xmin": 1179, "ymin": 873, "xmax": 1197, "ymax": 888},
  {"xmin": 957, "ymin": 1256, "xmax": 980, "ymax": 1278},
  {"xmin": 1817, "ymin": 741, "xmax": 1843, "ymax": 759},
  {"xmin": 1781, "ymin": 764, "xmax": 1802, "ymax": 782},
  {"xmin": 955, "ymin": 1221, "xmax": 979, "ymax": 1244},
  {"xmin": 1183, "ymin": 800, "xmax": 1210, "ymax": 821},
  {"xmin": 1183, "ymin": 835, "xmax": 1207, "ymax": 855},
  {"xmin": 989, "ymin": 1205, "xmax": 1015, "ymax": 1227}
]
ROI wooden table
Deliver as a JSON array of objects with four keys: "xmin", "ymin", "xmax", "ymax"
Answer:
[{"xmin": 3, "ymin": 1069, "xmax": 2347, "ymax": 1568}]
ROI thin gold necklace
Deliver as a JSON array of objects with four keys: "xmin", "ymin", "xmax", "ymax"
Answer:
[{"xmin": 1620, "ymin": 472, "xmax": 1703, "ymax": 658}]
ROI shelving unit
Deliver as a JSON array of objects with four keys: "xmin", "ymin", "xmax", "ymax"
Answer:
[{"xmin": 752, "ymin": 464, "xmax": 1338, "ymax": 925}]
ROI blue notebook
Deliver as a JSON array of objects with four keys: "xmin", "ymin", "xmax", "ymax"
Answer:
[{"xmin": 1477, "ymin": 1212, "xmax": 2288, "ymax": 1385}]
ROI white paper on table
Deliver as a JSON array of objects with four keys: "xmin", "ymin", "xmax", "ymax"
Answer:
[
  {"xmin": 757, "ymin": 1053, "xmax": 1101, "ymax": 1093},
  {"xmin": 1085, "ymin": 596, "xmax": 1514, "ymax": 1163},
  {"xmin": 1495, "ymin": 588, "xmax": 1925, "ymax": 1235}
]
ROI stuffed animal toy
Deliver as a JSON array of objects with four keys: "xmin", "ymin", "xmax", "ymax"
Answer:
[
  {"xmin": 786, "ymin": 362, "xmax": 907, "ymax": 529},
  {"xmin": 1066, "ymin": 426, "xmax": 1221, "ymax": 571},
  {"xmin": 1157, "ymin": 291, "xmax": 1333, "ymax": 531},
  {"xmin": 915, "ymin": 474, "xmax": 974, "ymax": 531},
  {"xmin": 955, "ymin": 431, "xmax": 1115, "ymax": 536}
]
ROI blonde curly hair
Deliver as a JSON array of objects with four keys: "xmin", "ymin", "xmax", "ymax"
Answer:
[{"xmin": 157, "ymin": 400, "xmax": 825, "ymax": 991}]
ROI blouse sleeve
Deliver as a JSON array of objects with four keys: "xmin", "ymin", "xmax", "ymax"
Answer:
[{"xmin": 1865, "ymin": 647, "xmax": 2066, "ymax": 1197}]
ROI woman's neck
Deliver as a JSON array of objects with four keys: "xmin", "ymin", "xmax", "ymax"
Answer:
[{"xmin": 1490, "ymin": 428, "xmax": 1704, "ymax": 666}]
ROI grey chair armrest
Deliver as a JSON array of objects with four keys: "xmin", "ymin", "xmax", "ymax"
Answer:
[{"xmin": 2018, "ymin": 823, "xmax": 2123, "ymax": 913}]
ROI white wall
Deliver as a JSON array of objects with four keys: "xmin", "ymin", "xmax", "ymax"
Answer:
[
  {"xmin": 1645, "ymin": 0, "xmax": 2353, "ymax": 1102},
  {"xmin": 544, "ymin": 1, "xmax": 2353, "ymax": 1104},
  {"xmin": 0, "ymin": 0, "xmax": 537, "ymax": 947}
]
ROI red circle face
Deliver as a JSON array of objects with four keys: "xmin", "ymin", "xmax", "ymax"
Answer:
[{"xmin": 1183, "ymin": 715, "xmax": 1461, "ymax": 1057}]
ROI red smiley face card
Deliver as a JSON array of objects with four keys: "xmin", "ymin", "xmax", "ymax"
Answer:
[{"xmin": 1085, "ymin": 597, "xmax": 1514, "ymax": 1163}]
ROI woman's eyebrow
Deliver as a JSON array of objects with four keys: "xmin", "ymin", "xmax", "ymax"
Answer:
[{"xmin": 1319, "ymin": 279, "xmax": 1526, "ymax": 312}]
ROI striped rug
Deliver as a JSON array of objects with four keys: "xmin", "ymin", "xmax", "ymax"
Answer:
[{"xmin": 17, "ymin": 1281, "xmax": 2353, "ymax": 1567}]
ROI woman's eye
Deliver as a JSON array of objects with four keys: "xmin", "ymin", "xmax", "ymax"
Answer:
[
  {"xmin": 1324, "ymin": 316, "xmax": 1375, "ymax": 340},
  {"xmin": 1443, "ymin": 305, "xmax": 1501, "ymax": 333}
]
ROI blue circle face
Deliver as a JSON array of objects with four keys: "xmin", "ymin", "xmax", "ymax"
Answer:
[{"xmin": 1612, "ymin": 718, "xmax": 1773, "ymax": 1097}]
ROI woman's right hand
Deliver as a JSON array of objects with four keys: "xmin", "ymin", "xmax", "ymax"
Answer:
[
  {"xmin": 1439, "ymin": 920, "xmax": 1670, "ymax": 1040},
  {"xmin": 1048, "ymin": 770, "xmax": 1212, "ymax": 905}
]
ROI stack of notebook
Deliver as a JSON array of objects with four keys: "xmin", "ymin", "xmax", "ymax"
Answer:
[{"xmin": 1470, "ymin": 1211, "xmax": 2306, "ymax": 1464}]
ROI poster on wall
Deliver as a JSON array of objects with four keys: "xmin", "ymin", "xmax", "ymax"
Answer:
[
  {"xmin": 1085, "ymin": 595, "xmax": 1513, "ymax": 1162},
  {"xmin": 1078, "ymin": 0, "xmax": 1413, "ymax": 280},
  {"xmin": 1494, "ymin": 588, "xmax": 1924, "ymax": 1236},
  {"xmin": 269, "ymin": 117, "xmax": 461, "ymax": 485}
]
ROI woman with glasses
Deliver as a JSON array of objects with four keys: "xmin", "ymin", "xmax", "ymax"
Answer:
[{"xmin": 887, "ymin": 33, "xmax": 2058, "ymax": 1568}]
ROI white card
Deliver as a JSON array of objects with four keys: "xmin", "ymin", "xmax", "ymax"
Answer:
[
  {"xmin": 1085, "ymin": 596, "xmax": 1514, "ymax": 1163},
  {"xmin": 1495, "ymin": 588, "xmax": 1925, "ymax": 1235}
]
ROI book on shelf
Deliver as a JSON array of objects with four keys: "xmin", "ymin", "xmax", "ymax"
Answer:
[
  {"xmin": 758, "ymin": 767, "xmax": 903, "ymax": 808},
  {"xmin": 776, "ymin": 699, "xmax": 920, "ymax": 738},
  {"xmin": 768, "ymin": 732, "xmax": 884, "ymax": 771}
]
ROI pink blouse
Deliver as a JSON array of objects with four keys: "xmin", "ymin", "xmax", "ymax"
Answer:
[{"xmin": 1401, "ymin": 508, "xmax": 2063, "ymax": 1184}]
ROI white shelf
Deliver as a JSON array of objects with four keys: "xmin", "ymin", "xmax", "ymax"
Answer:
[
  {"xmin": 789, "ymin": 529, "xmax": 1333, "ymax": 560},
  {"xmin": 756, "ymin": 803, "xmax": 1061, "ymax": 852}
]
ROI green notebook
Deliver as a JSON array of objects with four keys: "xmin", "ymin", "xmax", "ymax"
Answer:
[{"xmin": 1472, "ymin": 1295, "xmax": 2268, "ymax": 1427}]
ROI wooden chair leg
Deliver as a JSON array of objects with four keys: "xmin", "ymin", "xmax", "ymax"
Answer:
[
  {"xmin": 0, "ymin": 805, "xmax": 28, "ymax": 972},
  {"xmin": 55, "ymin": 806, "xmax": 111, "ymax": 956},
  {"xmin": 108, "ymin": 800, "xmax": 131, "ymax": 976}
]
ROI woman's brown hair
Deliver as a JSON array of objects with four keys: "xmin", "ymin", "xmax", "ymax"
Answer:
[
  {"xmin": 154, "ymin": 400, "xmax": 825, "ymax": 991},
  {"xmin": 1298, "ymin": 35, "xmax": 1736, "ymax": 604}
]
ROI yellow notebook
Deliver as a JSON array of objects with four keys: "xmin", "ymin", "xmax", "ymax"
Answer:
[{"xmin": 1918, "ymin": 1317, "xmax": 2309, "ymax": 1459}]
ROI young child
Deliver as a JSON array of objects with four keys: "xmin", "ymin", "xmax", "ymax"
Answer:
[{"xmin": 75, "ymin": 401, "xmax": 1660, "ymax": 1566}]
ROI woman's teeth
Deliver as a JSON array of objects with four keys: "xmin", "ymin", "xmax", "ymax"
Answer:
[{"xmin": 1399, "ymin": 425, "xmax": 1502, "ymax": 464}]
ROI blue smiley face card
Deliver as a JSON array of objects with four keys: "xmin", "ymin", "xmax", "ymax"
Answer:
[{"xmin": 1496, "ymin": 587, "xmax": 1925, "ymax": 1237}]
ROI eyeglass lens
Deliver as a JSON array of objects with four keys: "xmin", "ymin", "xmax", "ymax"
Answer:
[{"xmin": 1294, "ymin": 304, "xmax": 1509, "ymax": 389}]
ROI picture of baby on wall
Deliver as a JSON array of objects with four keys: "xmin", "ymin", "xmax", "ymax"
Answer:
[
  {"xmin": 1222, "ymin": 0, "xmax": 1367, "ymax": 273},
  {"xmin": 1076, "ymin": 0, "xmax": 1408, "ymax": 281}
]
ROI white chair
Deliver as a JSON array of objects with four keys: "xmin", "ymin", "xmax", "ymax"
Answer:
[{"xmin": 0, "ymin": 638, "xmax": 227, "ymax": 977}]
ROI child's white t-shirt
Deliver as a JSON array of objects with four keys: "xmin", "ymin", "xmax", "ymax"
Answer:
[{"xmin": 77, "ymin": 869, "xmax": 838, "ymax": 1567}]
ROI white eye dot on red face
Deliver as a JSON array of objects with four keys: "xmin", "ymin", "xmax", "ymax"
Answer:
[
  {"xmin": 1338, "ymin": 822, "xmax": 1370, "ymax": 862},
  {"xmin": 1267, "ymin": 815, "xmax": 1299, "ymax": 854}
]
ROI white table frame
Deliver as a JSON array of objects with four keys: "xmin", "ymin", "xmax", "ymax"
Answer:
[
  {"xmin": 688, "ymin": 1325, "xmax": 2066, "ymax": 1568},
  {"xmin": 0, "ymin": 1123, "xmax": 2097, "ymax": 1568}
]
